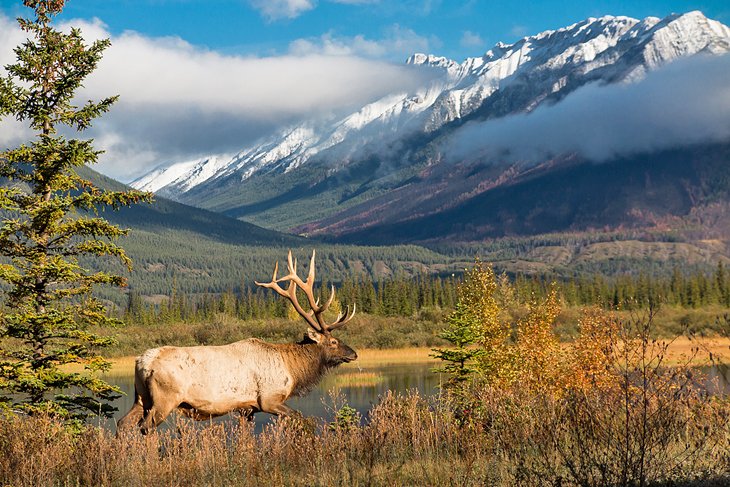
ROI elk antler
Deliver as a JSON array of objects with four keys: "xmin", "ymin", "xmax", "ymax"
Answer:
[{"xmin": 255, "ymin": 250, "xmax": 356, "ymax": 334}]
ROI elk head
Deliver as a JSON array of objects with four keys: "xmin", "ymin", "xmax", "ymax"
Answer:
[{"xmin": 255, "ymin": 250, "xmax": 357, "ymax": 366}]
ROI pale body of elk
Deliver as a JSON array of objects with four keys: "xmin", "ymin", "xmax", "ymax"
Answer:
[{"xmin": 117, "ymin": 250, "xmax": 356, "ymax": 434}]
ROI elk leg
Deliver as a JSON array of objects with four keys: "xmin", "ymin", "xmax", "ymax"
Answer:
[
  {"xmin": 259, "ymin": 396, "xmax": 300, "ymax": 417},
  {"xmin": 117, "ymin": 401, "xmax": 144, "ymax": 434},
  {"xmin": 140, "ymin": 401, "xmax": 177, "ymax": 434},
  {"xmin": 139, "ymin": 378, "xmax": 179, "ymax": 434}
]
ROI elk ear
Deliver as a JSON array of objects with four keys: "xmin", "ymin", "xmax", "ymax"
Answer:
[{"xmin": 306, "ymin": 329, "xmax": 324, "ymax": 343}]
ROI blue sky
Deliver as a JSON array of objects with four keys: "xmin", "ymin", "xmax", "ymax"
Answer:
[
  {"xmin": 0, "ymin": 0, "xmax": 729, "ymax": 181},
  {"xmin": 2, "ymin": 0, "xmax": 729, "ymax": 61}
]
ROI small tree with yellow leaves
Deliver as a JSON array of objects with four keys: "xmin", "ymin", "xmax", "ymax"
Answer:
[
  {"xmin": 515, "ymin": 286, "xmax": 563, "ymax": 394},
  {"xmin": 435, "ymin": 260, "xmax": 567, "ymax": 395},
  {"xmin": 568, "ymin": 307, "xmax": 621, "ymax": 391},
  {"xmin": 433, "ymin": 259, "xmax": 516, "ymax": 390}
]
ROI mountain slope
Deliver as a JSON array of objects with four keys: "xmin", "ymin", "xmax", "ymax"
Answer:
[
  {"xmin": 71, "ymin": 168, "xmax": 730, "ymax": 303},
  {"xmin": 328, "ymin": 143, "xmax": 730, "ymax": 244},
  {"xmin": 78, "ymin": 166, "xmax": 303, "ymax": 247},
  {"xmin": 131, "ymin": 11, "xmax": 730, "ymax": 240}
]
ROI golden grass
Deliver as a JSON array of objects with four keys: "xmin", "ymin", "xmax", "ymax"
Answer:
[
  {"xmin": 2, "ymin": 383, "xmax": 728, "ymax": 486},
  {"xmin": 65, "ymin": 339, "xmax": 730, "ymax": 377},
  {"xmin": 343, "ymin": 347, "xmax": 438, "ymax": 368},
  {"xmin": 61, "ymin": 355, "xmax": 137, "ymax": 377},
  {"xmin": 63, "ymin": 346, "xmax": 439, "ymax": 377},
  {"xmin": 323, "ymin": 371, "xmax": 385, "ymax": 388},
  {"xmin": 662, "ymin": 335, "xmax": 730, "ymax": 365}
]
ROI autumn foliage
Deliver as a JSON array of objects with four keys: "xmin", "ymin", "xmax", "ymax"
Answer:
[{"xmin": 434, "ymin": 259, "xmax": 622, "ymax": 396}]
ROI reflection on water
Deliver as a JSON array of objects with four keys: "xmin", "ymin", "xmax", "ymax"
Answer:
[{"xmin": 103, "ymin": 363, "xmax": 444, "ymax": 432}]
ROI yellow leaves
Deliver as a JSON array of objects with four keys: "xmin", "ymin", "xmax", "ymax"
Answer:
[
  {"xmin": 568, "ymin": 307, "xmax": 621, "ymax": 392},
  {"xmin": 441, "ymin": 259, "xmax": 654, "ymax": 400},
  {"xmin": 459, "ymin": 259, "xmax": 506, "ymax": 347},
  {"xmin": 515, "ymin": 287, "xmax": 563, "ymax": 395}
]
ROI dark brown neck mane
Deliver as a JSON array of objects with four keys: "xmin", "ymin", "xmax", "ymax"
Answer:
[{"xmin": 278, "ymin": 342, "xmax": 332, "ymax": 397}]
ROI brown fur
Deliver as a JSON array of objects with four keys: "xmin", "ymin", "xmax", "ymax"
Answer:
[
  {"xmin": 117, "ymin": 251, "xmax": 360, "ymax": 435},
  {"xmin": 279, "ymin": 343, "xmax": 329, "ymax": 397}
]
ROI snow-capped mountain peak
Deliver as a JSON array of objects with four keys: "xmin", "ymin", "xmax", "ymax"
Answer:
[{"xmin": 132, "ymin": 11, "xmax": 730, "ymax": 202}]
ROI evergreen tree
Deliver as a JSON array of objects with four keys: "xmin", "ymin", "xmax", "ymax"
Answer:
[
  {"xmin": 431, "ymin": 301, "xmax": 484, "ymax": 387},
  {"xmin": 0, "ymin": 0, "xmax": 151, "ymax": 421},
  {"xmin": 433, "ymin": 259, "xmax": 513, "ymax": 388},
  {"xmin": 715, "ymin": 262, "xmax": 728, "ymax": 306}
]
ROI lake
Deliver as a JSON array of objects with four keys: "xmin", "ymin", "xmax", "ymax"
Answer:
[
  {"xmin": 104, "ymin": 362, "xmax": 445, "ymax": 432},
  {"xmin": 99, "ymin": 361, "xmax": 729, "ymax": 432}
]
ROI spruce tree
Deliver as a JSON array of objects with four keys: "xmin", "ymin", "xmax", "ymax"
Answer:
[
  {"xmin": 433, "ymin": 259, "xmax": 511, "ymax": 388},
  {"xmin": 431, "ymin": 301, "xmax": 484, "ymax": 387},
  {"xmin": 0, "ymin": 0, "xmax": 151, "ymax": 421}
]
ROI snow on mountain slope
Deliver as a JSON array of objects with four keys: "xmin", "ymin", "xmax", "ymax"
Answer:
[
  {"xmin": 133, "ymin": 155, "xmax": 229, "ymax": 193},
  {"xmin": 132, "ymin": 11, "xmax": 730, "ymax": 198}
]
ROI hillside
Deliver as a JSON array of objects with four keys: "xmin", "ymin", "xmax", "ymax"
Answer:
[
  {"xmin": 326, "ymin": 143, "xmax": 730, "ymax": 243},
  {"xmin": 77, "ymin": 167, "xmax": 730, "ymax": 303},
  {"xmin": 79, "ymin": 167, "xmax": 303, "ymax": 247}
]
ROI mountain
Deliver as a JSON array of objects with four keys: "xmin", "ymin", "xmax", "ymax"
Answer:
[
  {"xmin": 80, "ymin": 166, "xmax": 730, "ymax": 303},
  {"xmin": 330, "ymin": 142, "xmax": 730, "ymax": 244},
  {"xmin": 132, "ymin": 11, "xmax": 730, "ymax": 242}
]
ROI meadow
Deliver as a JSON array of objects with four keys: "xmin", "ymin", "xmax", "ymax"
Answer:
[
  {"xmin": 4, "ymin": 298, "xmax": 728, "ymax": 486},
  {"xmin": 2, "ymin": 372, "xmax": 729, "ymax": 486},
  {"xmin": 5, "ymin": 261, "xmax": 730, "ymax": 486}
]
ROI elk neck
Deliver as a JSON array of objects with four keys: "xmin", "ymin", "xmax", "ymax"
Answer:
[{"xmin": 278, "ymin": 341, "xmax": 331, "ymax": 397}]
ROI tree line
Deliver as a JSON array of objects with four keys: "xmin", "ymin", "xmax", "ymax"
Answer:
[
  {"xmin": 518, "ymin": 262, "xmax": 730, "ymax": 309},
  {"xmin": 123, "ymin": 262, "xmax": 730, "ymax": 325}
]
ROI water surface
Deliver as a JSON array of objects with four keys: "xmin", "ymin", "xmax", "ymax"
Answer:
[
  {"xmin": 105, "ymin": 362, "xmax": 443, "ymax": 432},
  {"xmin": 102, "ymin": 363, "xmax": 730, "ymax": 432}
]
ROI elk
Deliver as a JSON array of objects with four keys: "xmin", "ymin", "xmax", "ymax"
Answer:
[{"xmin": 117, "ymin": 250, "xmax": 357, "ymax": 434}]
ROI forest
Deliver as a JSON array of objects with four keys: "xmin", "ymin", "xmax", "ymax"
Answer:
[{"xmin": 123, "ymin": 262, "xmax": 730, "ymax": 325}]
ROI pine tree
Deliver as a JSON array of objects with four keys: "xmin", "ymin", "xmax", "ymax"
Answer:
[
  {"xmin": 0, "ymin": 1, "xmax": 151, "ymax": 421},
  {"xmin": 715, "ymin": 261, "xmax": 728, "ymax": 306},
  {"xmin": 433, "ymin": 259, "xmax": 514, "ymax": 388},
  {"xmin": 431, "ymin": 301, "xmax": 484, "ymax": 387}
]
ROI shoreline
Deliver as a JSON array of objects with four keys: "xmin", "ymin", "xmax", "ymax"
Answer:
[
  {"xmin": 73, "ymin": 337, "xmax": 730, "ymax": 377},
  {"xmin": 91, "ymin": 346, "xmax": 441, "ymax": 377}
]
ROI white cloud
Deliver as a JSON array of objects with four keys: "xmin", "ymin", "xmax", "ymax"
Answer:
[
  {"xmin": 446, "ymin": 54, "xmax": 730, "ymax": 165},
  {"xmin": 0, "ymin": 13, "xmax": 433, "ymax": 181},
  {"xmin": 0, "ymin": 13, "xmax": 27, "ymax": 67},
  {"xmin": 330, "ymin": 0, "xmax": 380, "ymax": 4},
  {"xmin": 289, "ymin": 24, "xmax": 437, "ymax": 61},
  {"xmin": 460, "ymin": 30, "xmax": 484, "ymax": 49},
  {"xmin": 509, "ymin": 25, "xmax": 528, "ymax": 38},
  {"xmin": 248, "ymin": 0, "xmax": 379, "ymax": 20},
  {"xmin": 248, "ymin": 0, "xmax": 316, "ymax": 21}
]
